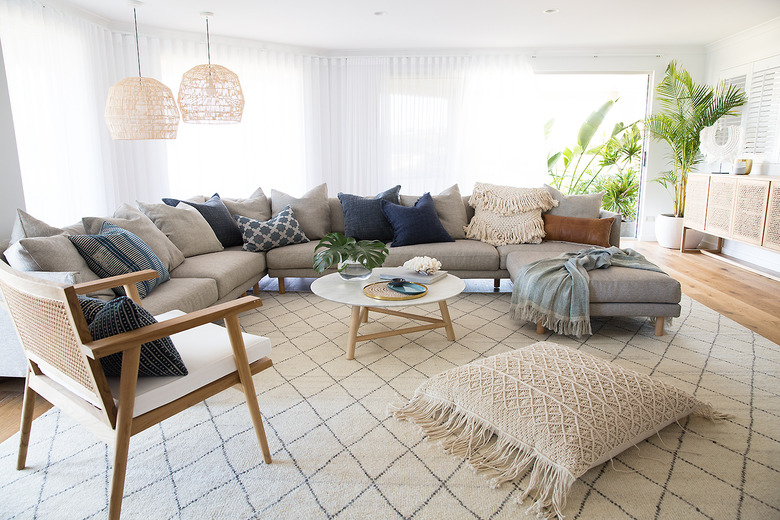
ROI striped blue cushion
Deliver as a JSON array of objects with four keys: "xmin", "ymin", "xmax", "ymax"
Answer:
[
  {"xmin": 78, "ymin": 295, "xmax": 107, "ymax": 324},
  {"xmin": 68, "ymin": 223, "xmax": 170, "ymax": 298},
  {"xmin": 89, "ymin": 297, "xmax": 186, "ymax": 377}
]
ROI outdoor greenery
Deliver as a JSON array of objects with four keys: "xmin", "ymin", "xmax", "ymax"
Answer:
[
  {"xmin": 547, "ymin": 100, "xmax": 642, "ymax": 221},
  {"xmin": 645, "ymin": 61, "xmax": 747, "ymax": 217},
  {"xmin": 313, "ymin": 232, "xmax": 389, "ymax": 274}
]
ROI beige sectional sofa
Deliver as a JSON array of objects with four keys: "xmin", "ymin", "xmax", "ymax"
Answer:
[{"xmin": 1, "ymin": 187, "xmax": 626, "ymax": 377}]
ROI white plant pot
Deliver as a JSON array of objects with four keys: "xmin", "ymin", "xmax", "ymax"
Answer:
[{"xmin": 655, "ymin": 214, "xmax": 704, "ymax": 249}]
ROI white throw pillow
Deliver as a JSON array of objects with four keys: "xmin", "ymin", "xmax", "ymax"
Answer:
[{"xmin": 137, "ymin": 201, "xmax": 223, "ymax": 258}]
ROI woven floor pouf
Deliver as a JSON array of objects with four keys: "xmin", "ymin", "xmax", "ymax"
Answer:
[{"xmin": 391, "ymin": 342, "xmax": 725, "ymax": 519}]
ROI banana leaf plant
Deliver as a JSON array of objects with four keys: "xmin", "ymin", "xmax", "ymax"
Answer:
[
  {"xmin": 645, "ymin": 61, "xmax": 747, "ymax": 217},
  {"xmin": 313, "ymin": 232, "xmax": 389, "ymax": 274},
  {"xmin": 548, "ymin": 99, "xmax": 632, "ymax": 195}
]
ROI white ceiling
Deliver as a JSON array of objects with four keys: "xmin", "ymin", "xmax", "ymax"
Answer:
[{"xmin": 58, "ymin": 0, "xmax": 780, "ymax": 52}]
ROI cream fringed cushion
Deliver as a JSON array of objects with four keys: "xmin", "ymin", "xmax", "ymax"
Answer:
[
  {"xmin": 464, "ymin": 183, "xmax": 558, "ymax": 246},
  {"xmin": 391, "ymin": 342, "xmax": 723, "ymax": 519}
]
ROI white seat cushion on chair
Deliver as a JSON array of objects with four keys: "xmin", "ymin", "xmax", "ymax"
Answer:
[{"xmin": 108, "ymin": 310, "xmax": 271, "ymax": 417}]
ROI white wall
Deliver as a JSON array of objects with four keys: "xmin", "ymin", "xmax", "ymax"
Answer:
[
  {"xmin": 531, "ymin": 48, "xmax": 706, "ymax": 241},
  {"xmin": 0, "ymin": 38, "xmax": 25, "ymax": 241},
  {"xmin": 704, "ymin": 18, "xmax": 780, "ymax": 273}
]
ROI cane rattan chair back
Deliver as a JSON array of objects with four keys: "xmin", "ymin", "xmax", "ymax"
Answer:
[{"xmin": 0, "ymin": 263, "xmax": 115, "ymax": 418}]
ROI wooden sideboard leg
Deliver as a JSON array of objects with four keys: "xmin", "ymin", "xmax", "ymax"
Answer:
[
  {"xmin": 278, "ymin": 277, "xmax": 286, "ymax": 294},
  {"xmin": 654, "ymin": 317, "xmax": 665, "ymax": 336},
  {"xmin": 536, "ymin": 321, "xmax": 545, "ymax": 334},
  {"xmin": 493, "ymin": 278, "xmax": 500, "ymax": 291}
]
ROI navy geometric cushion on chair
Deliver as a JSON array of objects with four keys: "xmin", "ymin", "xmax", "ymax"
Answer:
[
  {"xmin": 78, "ymin": 295, "xmax": 108, "ymax": 324},
  {"xmin": 234, "ymin": 205, "xmax": 309, "ymax": 253},
  {"xmin": 68, "ymin": 222, "xmax": 170, "ymax": 298},
  {"xmin": 89, "ymin": 296, "xmax": 187, "ymax": 377}
]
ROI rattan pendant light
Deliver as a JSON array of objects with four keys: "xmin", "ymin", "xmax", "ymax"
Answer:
[
  {"xmin": 178, "ymin": 13, "xmax": 244, "ymax": 124},
  {"xmin": 104, "ymin": 5, "xmax": 180, "ymax": 140}
]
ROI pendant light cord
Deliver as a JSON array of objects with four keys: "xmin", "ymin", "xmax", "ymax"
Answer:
[
  {"xmin": 133, "ymin": 7, "xmax": 141, "ymax": 78},
  {"xmin": 206, "ymin": 17, "xmax": 212, "ymax": 66}
]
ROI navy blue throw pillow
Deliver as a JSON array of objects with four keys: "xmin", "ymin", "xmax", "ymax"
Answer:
[
  {"xmin": 380, "ymin": 193, "xmax": 455, "ymax": 247},
  {"xmin": 78, "ymin": 295, "xmax": 107, "ymax": 324},
  {"xmin": 89, "ymin": 296, "xmax": 187, "ymax": 377},
  {"xmin": 163, "ymin": 194, "xmax": 243, "ymax": 248},
  {"xmin": 338, "ymin": 185, "xmax": 401, "ymax": 242}
]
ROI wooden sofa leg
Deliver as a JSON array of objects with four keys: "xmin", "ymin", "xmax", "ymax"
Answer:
[
  {"xmin": 493, "ymin": 278, "xmax": 500, "ymax": 291},
  {"xmin": 278, "ymin": 277, "xmax": 286, "ymax": 294},
  {"xmin": 252, "ymin": 282, "xmax": 260, "ymax": 296},
  {"xmin": 654, "ymin": 317, "xmax": 665, "ymax": 336},
  {"xmin": 536, "ymin": 320, "xmax": 546, "ymax": 334}
]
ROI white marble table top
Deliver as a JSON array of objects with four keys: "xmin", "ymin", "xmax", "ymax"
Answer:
[{"xmin": 310, "ymin": 269, "xmax": 465, "ymax": 308}]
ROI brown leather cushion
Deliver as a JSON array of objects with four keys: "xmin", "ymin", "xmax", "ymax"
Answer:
[{"xmin": 542, "ymin": 214, "xmax": 613, "ymax": 247}]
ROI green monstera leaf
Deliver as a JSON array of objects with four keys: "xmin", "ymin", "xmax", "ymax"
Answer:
[{"xmin": 313, "ymin": 233, "xmax": 389, "ymax": 274}]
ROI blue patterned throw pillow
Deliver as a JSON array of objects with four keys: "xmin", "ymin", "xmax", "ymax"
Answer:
[
  {"xmin": 89, "ymin": 296, "xmax": 187, "ymax": 377},
  {"xmin": 68, "ymin": 222, "xmax": 170, "ymax": 298},
  {"xmin": 234, "ymin": 205, "xmax": 309, "ymax": 253},
  {"xmin": 78, "ymin": 295, "xmax": 107, "ymax": 324}
]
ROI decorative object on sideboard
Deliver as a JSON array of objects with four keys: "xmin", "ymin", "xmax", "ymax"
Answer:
[
  {"xmin": 699, "ymin": 121, "xmax": 743, "ymax": 174},
  {"xmin": 733, "ymin": 158, "xmax": 753, "ymax": 175},
  {"xmin": 104, "ymin": 2, "xmax": 180, "ymax": 140},
  {"xmin": 178, "ymin": 12, "xmax": 245, "ymax": 124},
  {"xmin": 313, "ymin": 232, "xmax": 389, "ymax": 281}
]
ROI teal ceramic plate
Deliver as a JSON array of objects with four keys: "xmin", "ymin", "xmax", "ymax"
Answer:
[{"xmin": 388, "ymin": 282, "xmax": 426, "ymax": 295}]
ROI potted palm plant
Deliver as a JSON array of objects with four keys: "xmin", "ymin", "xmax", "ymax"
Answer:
[
  {"xmin": 313, "ymin": 232, "xmax": 389, "ymax": 281},
  {"xmin": 644, "ymin": 61, "xmax": 747, "ymax": 248}
]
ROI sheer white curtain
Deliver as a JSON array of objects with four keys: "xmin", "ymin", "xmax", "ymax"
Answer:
[
  {"xmin": 325, "ymin": 55, "xmax": 546, "ymax": 196},
  {"xmin": 159, "ymin": 41, "xmax": 314, "ymax": 199},
  {"xmin": 0, "ymin": 1, "xmax": 545, "ymax": 224}
]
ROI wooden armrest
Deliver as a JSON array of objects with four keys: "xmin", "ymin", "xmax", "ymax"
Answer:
[
  {"xmin": 82, "ymin": 296, "xmax": 264, "ymax": 359},
  {"xmin": 72, "ymin": 269, "xmax": 158, "ymax": 295}
]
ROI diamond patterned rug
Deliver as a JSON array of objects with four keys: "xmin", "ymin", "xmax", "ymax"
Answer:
[{"xmin": 1, "ymin": 290, "xmax": 778, "ymax": 519}]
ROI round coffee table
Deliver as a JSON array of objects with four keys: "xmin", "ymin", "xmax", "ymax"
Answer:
[{"xmin": 311, "ymin": 270, "xmax": 466, "ymax": 360}]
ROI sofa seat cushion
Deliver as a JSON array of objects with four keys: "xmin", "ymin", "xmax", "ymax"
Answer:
[
  {"xmin": 265, "ymin": 241, "xmax": 319, "ymax": 270},
  {"xmin": 498, "ymin": 242, "xmax": 588, "ymax": 270},
  {"xmin": 588, "ymin": 266, "xmax": 681, "ymax": 304},
  {"xmin": 170, "ymin": 250, "xmax": 266, "ymax": 299},
  {"xmin": 386, "ymin": 239, "xmax": 499, "ymax": 271},
  {"xmin": 140, "ymin": 278, "xmax": 219, "ymax": 315},
  {"xmin": 506, "ymin": 251, "xmax": 681, "ymax": 304}
]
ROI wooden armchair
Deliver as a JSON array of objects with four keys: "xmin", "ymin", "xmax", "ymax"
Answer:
[{"xmin": 0, "ymin": 264, "xmax": 273, "ymax": 520}]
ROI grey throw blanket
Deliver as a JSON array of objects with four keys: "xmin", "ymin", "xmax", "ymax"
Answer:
[{"xmin": 510, "ymin": 247, "xmax": 666, "ymax": 336}]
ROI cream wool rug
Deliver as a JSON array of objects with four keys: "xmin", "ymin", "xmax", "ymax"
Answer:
[{"xmin": 1, "ymin": 289, "xmax": 778, "ymax": 519}]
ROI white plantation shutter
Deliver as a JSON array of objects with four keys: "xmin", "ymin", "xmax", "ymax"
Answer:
[
  {"xmin": 722, "ymin": 74, "xmax": 747, "ymax": 127},
  {"xmin": 743, "ymin": 65, "xmax": 780, "ymax": 158}
]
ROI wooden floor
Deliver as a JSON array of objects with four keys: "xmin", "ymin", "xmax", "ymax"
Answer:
[{"xmin": 1, "ymin": 240, "xmax": 779, "ymax": 445}]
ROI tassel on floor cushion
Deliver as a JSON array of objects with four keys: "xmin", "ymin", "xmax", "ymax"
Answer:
[{"xmin": 390, "ymin": 342, "xmax": 726, "ymax": 519}]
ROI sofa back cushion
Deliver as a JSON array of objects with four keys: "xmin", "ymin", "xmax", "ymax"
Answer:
[{"xmin": 271, "ymin": 183, "xmax": 330, "ymax": 240}]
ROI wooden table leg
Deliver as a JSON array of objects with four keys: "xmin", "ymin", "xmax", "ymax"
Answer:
[
  {"xmin": 438, "ymin": 300, "xmax": 456, "ymax": 341},
  {"xmin": 347, "ymin": 306, "xmax": 362, "ymax": 360},
  {"xmin": 360, "ymin": 307, "xmax": 369, "ymax": 323}
]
